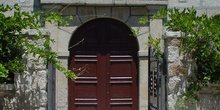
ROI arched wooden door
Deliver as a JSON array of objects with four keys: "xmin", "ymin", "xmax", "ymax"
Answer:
[{"xmin": 68, "ymin": 18, "xmax": 139, "ymax": 110}]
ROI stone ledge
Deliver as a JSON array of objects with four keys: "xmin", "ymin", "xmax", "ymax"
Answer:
[
  {"xmin": 165, "ymin": 31, "xmax": 182, "ymax": 38},
  {"xmin": 0, "ymin": 84, "xmax": 14, "ymax": 91},
  {"xmin": 41, "ymin": 0, "xmax": 167, "ymax": 6}
]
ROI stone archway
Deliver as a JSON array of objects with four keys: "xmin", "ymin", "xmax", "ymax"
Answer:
[{"xmin": 68, "ymin": 18, "xmax": 139, "ymax": 110}]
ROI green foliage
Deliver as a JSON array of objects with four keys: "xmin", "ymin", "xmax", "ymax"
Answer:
[
  {"xmin": 157, "ymin": 7, "xmax": 220, "ymax": 101},
  {"xmin": 140, "ymin": 6, "xmax": 220, "ymax": 104},
  {"xmin": 148, "ymin": 36, "xmax": 162, "ymax": 60},
  {"xmin": 0, "ymin": 4, "xmax": 76, "ymax": 83},
  {"xmin": 153, "ymin": 7, "xmax": 167, "ymax": 19},
  {"xmin": 139, "ymin": 13, "xmax": 148, "ymax": 25}
]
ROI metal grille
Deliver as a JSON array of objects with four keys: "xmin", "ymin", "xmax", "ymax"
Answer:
[{"xmin": 148, "ymin": 47, "xmax": 167, "ymax": 110}]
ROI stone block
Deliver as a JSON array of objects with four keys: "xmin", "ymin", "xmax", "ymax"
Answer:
[
  {"xmin": 166, "ymin": 38, "xmax": 181, "ymax": 47},
  {"xmin": 69, "ymin": 16, "xmax": 82, "ymax": 26},
  {"xmin": 114, "ymin": 0, "xmax": 126, "ymax": 5},
  {"xmin": 1, "ymin": 0, "xmax": 18, "ymax": 6},
  {"xmin": 126, "ymin": 16, "xmax": 141, "ymax": 26},
  {"xmin": 78, "ymin": 7, "xmax": 96, "ymax": 23},
  {"xmin": 39, "ymin": 90, "xmax": 47, "ymax": 104},
  {"xmin": 207, "ymin": 9, "xmax": 220, "ymax": 17},
  {"xmin": 35, "ymin": 70, "xmax": 47, "ymax": 90},
  {"xmin": 38, "ymin": 107, "xmax": 46, "ymax": 110},
  {"xmin": 56, "ymin": 102, "xmax": 68, "ymax": 110},
  {"xmin": 112, "ymin": 7, "xmax": 129, "ymax": 22},
  {"xmin": 150, "ymin": 19, "xmax": 163, "ymax": 38},
  {"xmin": 139, "ymin": 58, "xmax": 149, "ymax": 110},
  {"xmin": 136, "ymin": 27, "xmax": 150, "ymax": 51},
  {"xmin": 202, "ymin": 0, "xmax": 220, "ymax": 7},
  {"xmin": 167, "ymin": 46, "xmax": 179, "ymax": 62},
  {"xmin": 168, "ymin": 76, "xmax": 181, "ymax": 94},
  {"xmin": 168, "ymin": 0, "xmax": 201, "ymax": 8},
  {"xmin": 138, "ymin": 50, "xmax": 148, "ymax": 57},
  {"xmin": 128, "ymin": 0, "xmax": 167, "ymax": 5},
  {"xmin": 165, "ymin": 31, "xmax": 182, "ymax": 38},
  {"xmin": 61, "ymin": 6, "xmax": 77, "ymax": 15},
  {"xmin": 131, "ymin": 7, "xmax": 148, "ymax": 15},
  {"xmin": 96, "ymin": 7, "xmax": 111, "ymax": 17},
  {"xmin": 196, "ymin": 93, "xmax": 220, "ymax": 110},
  {"xmin": 196, "ymin": 9, "xmax": 208, "ymax": 16},
  {"xmin": 55, "ymin": 59, "xmax": 68, "ymax": 109},
  {"xmin": 0, "ymin": 84, "xmax": 14, "ymax": 91},
  {"xmin": 41, "ymin": 0, "xmax": 86, "ymax": 4},
  {"xmin": 86, "ymin": 0, "xmax": 113, "ymax": 5},
  {"xmin": 168, "ymin": 63, "xmax": 182, "ymax": 77},
  {"xmin": 168, "ymin": 94, "xmax": 177, "ymax": 110},
  {"xmin": 58, "ymin": 29, "xmax": 72, "ymax": 51}
]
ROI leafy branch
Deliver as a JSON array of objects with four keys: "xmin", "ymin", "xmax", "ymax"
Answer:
[
  {"xmin": 155, "ymin": 7, "xmax": 220, "ymax": 102},
  {"xmin": 0, "ymin": 4, "xmax": 76, "ymax": 82}
]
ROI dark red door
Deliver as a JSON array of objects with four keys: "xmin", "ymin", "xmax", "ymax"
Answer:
[{"xmin": 68, "ymin": 18, "xmax": 138, "ymax": 110}]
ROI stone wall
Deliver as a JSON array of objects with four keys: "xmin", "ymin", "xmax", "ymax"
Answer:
[
  {"xmin": 0, "ymin": 1, "xmax": 48, "ymax": 109},
  {"xmin": 165, "ymin": 31, "xmax": 220, "ymax": 110},
  {"xmin": 0, "ymin": 32, "xmax": 49, "ymax": 110},
  {"xmin": 166, "ymin": 1, "xmax": 220, "ymax": 109}
]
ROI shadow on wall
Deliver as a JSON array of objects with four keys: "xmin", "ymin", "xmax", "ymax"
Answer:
[
  {"xmin": 0, "ymin": 53, "xmax": 47, "ymax": 109},
  {"xmin": 0, "ymin": 68, "xmax": 47, "ymax": 109},
  {"xmin": 198, "ymin": 93, "xmax": 220, "ymax": 109}
]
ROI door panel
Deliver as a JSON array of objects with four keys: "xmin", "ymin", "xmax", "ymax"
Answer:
[
  {"xmin": 69, "ymin": 53, "xmax": 100, "ymax": 110},
  {"xmin": 69, "ymin": 52, "xmax": 137, "ymax": 110},
  {"xmin": 76, "ymin": 106, "xmax": 97, "ymax": 110},
  {"xmin": 111, "ymin": 106, "xmax": 132, "ymax": 110},
  {"xmin": 107, "ymin": 53, "xmax": 137, "ymax": 110}
]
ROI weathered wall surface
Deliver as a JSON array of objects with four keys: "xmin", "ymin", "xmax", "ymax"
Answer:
[
  {"xmin": 165, "ymin": 31, "xmax": 220, "ymax": 110},
  {"xmin": 168, "ymin": 0, "xmax": 220, "ymax": 16},
  {"xmin": 0, "ymin": 36, "xmax": 48, "ymax": 110},
  {"xmin": 0, "ymin": 0, "xmax": 48, "ymax": 110},
  {"xmin": 167, "ymin": 1, "xmax": 220, "ymax": 110}
]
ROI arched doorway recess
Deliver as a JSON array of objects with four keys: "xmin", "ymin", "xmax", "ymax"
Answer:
[{"xmin": 68, "ymin": 18, "xmax": 139, "ymax": 110}]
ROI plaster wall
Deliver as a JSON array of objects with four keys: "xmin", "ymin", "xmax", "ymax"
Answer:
[{"xmin": 168, "ymin": 0, "xmax": 220, "ymax": 17}]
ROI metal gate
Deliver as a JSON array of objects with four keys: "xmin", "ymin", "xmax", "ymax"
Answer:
[{"xmin": 148, "ymin": 47, "xmax": 167, "ymax": 110}]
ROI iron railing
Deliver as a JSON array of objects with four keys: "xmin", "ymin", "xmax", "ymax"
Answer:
[{"xmin": 148, "ymin": 47, "xmax": 167, "ymax": 110}]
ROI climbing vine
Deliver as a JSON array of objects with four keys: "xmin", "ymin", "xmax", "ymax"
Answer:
[
  {"xmin": 151, "ymin": 7, "xmax": 220, "ymax": 101},
  {"xmin": 0, "ymin": 4, "xmax": 76, "ymax": 83}
]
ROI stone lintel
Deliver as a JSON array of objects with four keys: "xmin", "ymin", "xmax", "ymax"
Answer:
[{"xmin": 40, "ymin": 0, "xmax": 167, "ymax": 6}]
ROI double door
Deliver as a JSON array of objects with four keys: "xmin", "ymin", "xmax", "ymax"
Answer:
[{"xmin": 68, "ymin": 51, "xmax": 138, "ymax": 110}]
